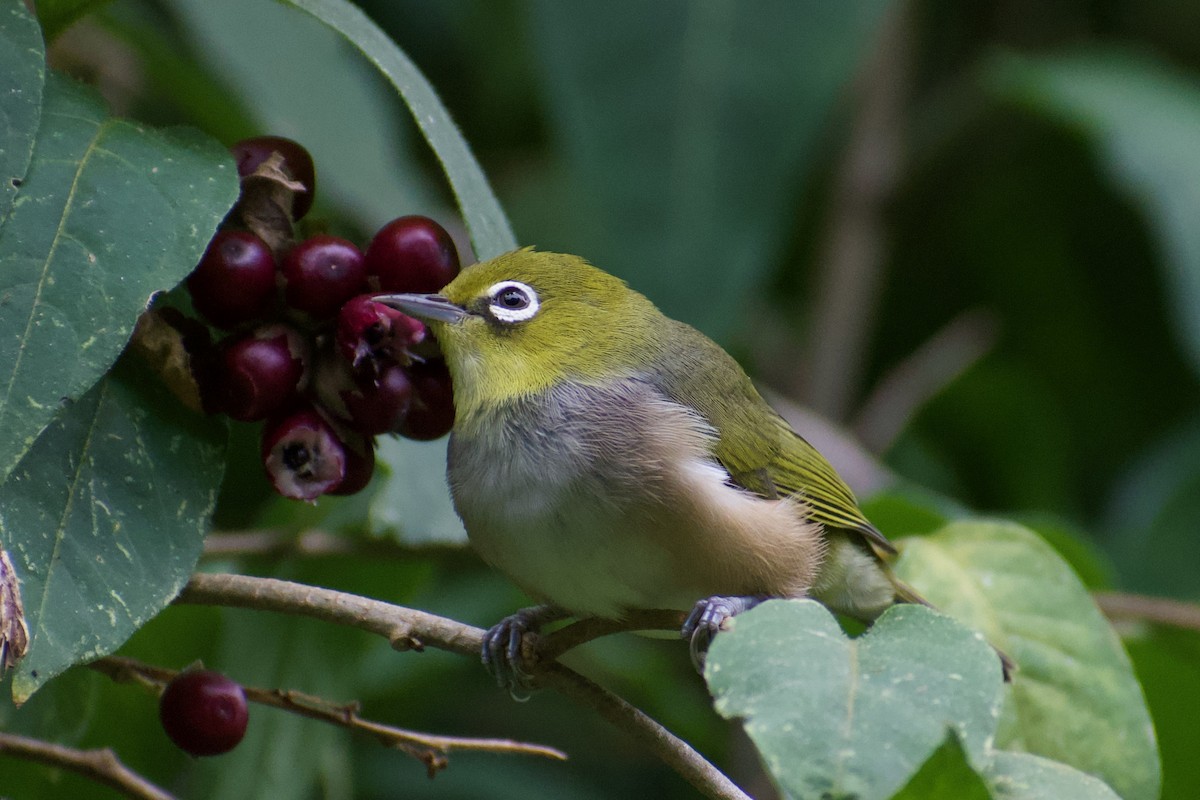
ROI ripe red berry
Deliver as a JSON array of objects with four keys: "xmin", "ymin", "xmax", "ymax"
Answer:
[
  {"xmin": 262, "ymin": 408, "xmax": 347, "ymax": 500},
  {"xmin": 281, "ymin": 236, "xmax": 367, "ymax": 319},
  {"xmin": 159, "ymin": 670, "xmax": 248, "ymax": 757},
  {"xmin": 330, "ymin": 435, "xmax": 376, "ymax": 496},
  {"xmin": 230, "ymin": 136, "xmax": 316, "ymax": 219},
  {"xmin": 212, "ymin": 325, "xmax": 309, "ymax": 421},
  {"xmin": 342, "ymin": 363, "xmax": 414, "ymax": 435},
  {"xmin": 186, "ymin": 230, "xmax": 277, "ymax": 329},
  {"xmin": 397, "ymin": 359, "xmax": 454, "ymax": 440},
  {"xmin": 364, "ymin": 215, "xmax": 460, "ymax": 293},
  {"xmin": 335, "ymin": 295, "xmax": 426, "ymax": 375}
]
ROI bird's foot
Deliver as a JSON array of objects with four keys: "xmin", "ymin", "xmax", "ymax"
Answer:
[
  {"xmin": 481, "ymin": 605, "xmax": 567, "ymax": 696},
  {"xmin": 682, "ymin": 594, "xmax": 770, "ymax": 671}
]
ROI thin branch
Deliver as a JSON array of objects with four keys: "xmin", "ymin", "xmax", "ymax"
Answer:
[
  {"xmin": 0, "ymin": 731, "xmax": 175, "ymax": 800},
  {"xmin": 537, "ymin": 610, "xmax": 686, "ymax": 663},
  {"xmin": 203, "ymin": 529, "xmax": 461, "ymax": 560},
  {"xmin": 1095, "ymin": 592, "xmax": 1200, "ymax": 633},
  {"xmin": 174, "ymin": 573, "xmax": 749, "ymax": 800},
  {"xmin": 90, "ymin": 656, "xmax": 564, "ymax": 777}
]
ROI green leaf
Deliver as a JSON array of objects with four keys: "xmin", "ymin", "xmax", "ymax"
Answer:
[
  {"xmin": 368, "ymin": 436, "xmax": 467, "ymax": 546},
  {"xmin": 989, "ymin": 51, "xmax": 1200, "ymax": 376},
  {"xmin": 32, "ymin": 0, "xmax": 112, "ymax": 41},
  {"xmin": 0, "ymin": 0, "xmax": 44, "ymax": 220},
  {"xmin": 1, "ymin": 357, "xmax": 227, "ymax": 702},
  {"xmin": 527, "ymin": 0, "xmax": 893, "ymax": 342},
  {"xmin": 274, "ymin": 0, "xmax": 517, "ymax": 259},
  {"xmin": 0, "ymin": 73, "xmax": 238, "ymax": 484},
  {"xmin": 987, "ymin": 752, "xmax": 1121, "ymax": 800},
  {"xmin": 891, "ymin": 731, "xmax": 993, "ymax": 800},
  {"xmin": 894, "ymin": 520, "xmax": 1160, "ymax": 800},
  {"xmin": 705, "ymin": 600, "xmax": 1003, "ymax": 800}
]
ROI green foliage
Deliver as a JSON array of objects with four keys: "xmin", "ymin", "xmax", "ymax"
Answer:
[
  {"xmin": 706, "ymin": 600, "xmax": 1004, "ymax": 800},
  {"xmin": 895, "ymin": 522, "xmax": 1160, "ymax": 800},
  {"xmin": 0, "ymin": 71, "xmax": 237, "ymax": 484},
  {"xmin": 2, "ymin": 358, "xmax": 226, "ymax": 702},
  {"xmin": 0, "ymin": 0, "xmax": 44, "ymax": 219}
]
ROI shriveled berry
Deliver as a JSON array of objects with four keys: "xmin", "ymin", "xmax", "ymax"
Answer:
[
  {"xmin": 186, "ymin": 230, "xmax": 276, "ymax": 329},
  {"xmin": 364, "ymin": 215, "xmax": 460, "ymax": 293},
  {"xmin": 335, "ymin": 295, "xmax": 426, "ymax": 375},
  {"xmin": 262, "ymin": 408, "xmax": 346, "ymax": 500},
  {"xmin": 282, "ymin": 236, "xmax": 366, "ymax": 319},
  {"xmin": 330, "ymin": 435, "xmax": 376, "ymax": 496},
  {"xmin": 230, "ymin": 136, "xmax": 316, "ymax": 219},
  {"xmin": 397, "ymin": 359, "xmax": 454, "ymax": 440},
  {"xmin": 343, "ymin": 363, "xmax": 414, "ymax": 435},
  {"xmin": 213, "ymin": 324, "xmax": 309, "ymax": 421},
  {"xmin": 159, "ymin": 670, "xmax": 248, "ymax": 757}
]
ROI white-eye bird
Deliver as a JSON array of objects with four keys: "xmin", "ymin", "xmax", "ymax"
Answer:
[{"xmin": 378, "ymin": 249, "xmax": 939, "ymax": 685}]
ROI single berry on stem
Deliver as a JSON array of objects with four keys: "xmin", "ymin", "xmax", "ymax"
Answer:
[
  {"xmin": 186, "ymin": 230, "xmax": 276, "ymax": 329},
  {"xmin": 282, "ymin": 236, "xmax": 367, "ymax": 319},
  {"xmin": 262, "ymin": 408, "xmax": 347, "ymax": 500},
  {"xmin": 159, "ymin": 670, "xmax": 248, "ymax": 757},
  {"xmin": 212, "ymin": 325, "xmax": 309, "ymax": 422},
  {"xmin": 364, "ymin": 215, "xmax": 460, "ymax": 293},
  {"xmin": 397, "ymin": 359, "xmax": 455, "ymax": 440},
  {"xmin": 335, "ymin": 295, "xmax": 426, "ymax": 375},
  {"xmin": 230, "ymin": 136, "xmax": 317, "ymax": 219}
]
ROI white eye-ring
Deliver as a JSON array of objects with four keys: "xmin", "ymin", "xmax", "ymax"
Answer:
[{"xmin": 485, "ymin": 280, "xmax": 540, "ymax": 323}]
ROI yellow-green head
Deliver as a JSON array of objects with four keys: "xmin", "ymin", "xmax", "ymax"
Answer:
[{"xmin": 376, "ymin": 249, "xmax": 663, "ymax": 425}]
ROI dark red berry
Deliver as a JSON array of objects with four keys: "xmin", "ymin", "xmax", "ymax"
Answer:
[
  {"xmin": 397, "ymin": 359, "xmax": 454, "ymax": 440},
  {"xmin": 159, "ymin": 670, "xmax": 248, "ymax": 757},
  {"xmin": 262, "ymin": 408, "xmax": 346, "ymax": 500},
  {"xmin": 364, "ymin": 215, "xmax": 460, "ymax": 293},
  {"xmin": 335, "ymin": 295, "xmax": 426, "ymax": 375},
  {"xmin": 342, "ymin": 363, "xmax": 414, "ymax": 435},
  {"xmin": 186, "ymin": 230, "xmax": 276, "ymax": 329},
  {"xmin": 213, "ymin": 324, "xmax": 309, "ymax": 421},
  {"xmin": 330, "ymin": 436, "xmax": 376, "ymax": 496},
  {"xmin": 230, "ymin": 136, "xmax": 316, "ymax": 219},
  {"xmin": 281, "ymin": 236, "xmax": 366, "ymax": 319}
]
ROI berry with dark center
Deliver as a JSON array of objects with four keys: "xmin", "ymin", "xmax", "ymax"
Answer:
[
  {"xmin": 230, "ymin": 136, "xmax": 316, "ymax": 219},
  {"xmin": 262, "ymin": 408, "xmax": 346, "ymax": 500},
  {"xmin": 213, "ymin": 325, "xmax": 309, "ymax": 422},
  {"xmin": 281, "ymin": 236, "xmax": 367, "ymax": 319},
  {"xmin": 330, "ymin": 435, "xmax": 376, "ymax": 496},
  {"xmin": 186, "ymin": 230, "xmax": 277, "ymax": 329},
  {"xmin": 364, "ymin": 215, "xmax": 460, "ymax": 293},
  {"xmin": 159, "ymin": 670, "xmax": 248, "ymax": 757},
  {"xmin": 397, "ymin": 359, "xmax": 455, "ymax": 440},
  {"xmin": 335, "ymin": 295, "xmax": 426, "ymax": 375},
  {"xmin": 342, "ymin": 363, "xmax": 414, "ymax": 435}
]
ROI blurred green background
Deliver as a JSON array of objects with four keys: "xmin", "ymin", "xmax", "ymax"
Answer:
[{"xmin": 10, "ymin": 0, "xmax": 1200, "ymax": 797}]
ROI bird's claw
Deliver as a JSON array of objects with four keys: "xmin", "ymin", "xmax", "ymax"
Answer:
[
  {"xmin": 482, "ymin": 605, "xmax": 563, "ymax": 696},
  {"xmin": 682, "ymin": 594, "xmax": 768, "ymax": 671}
]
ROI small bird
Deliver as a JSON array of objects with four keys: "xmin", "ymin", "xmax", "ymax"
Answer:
[{"xmin": 378, "ymin": 249, "xmax": 943, "ymax": 685}]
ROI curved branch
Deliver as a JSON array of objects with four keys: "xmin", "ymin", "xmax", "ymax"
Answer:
[
  {"xmin": 90, "ymin": 655, "xmax": 565, "ymax": 776},
  {"xmin": 0, "ymin": 732, "xmax": 175, "ymax": 800},
  {"xmin": 174, "ymin": 573, "xmax": 750, "ymax": 800},
  {"xmin": 1095, "ymin": 592, "xmax": 1200, "ymax": 632}
]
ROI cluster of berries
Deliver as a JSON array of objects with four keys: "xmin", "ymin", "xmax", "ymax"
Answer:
[{"xmin": 176, "ymin": 136, "xmax": 459, "ymax": 500}]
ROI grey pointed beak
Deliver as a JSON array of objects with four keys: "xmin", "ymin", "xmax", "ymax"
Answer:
[{"xmin": 373, "ymin": 293, "xmax": 470, "ymax": 324}]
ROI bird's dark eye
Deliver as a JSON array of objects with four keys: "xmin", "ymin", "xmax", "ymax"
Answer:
[
  {"xmin": 485, "ymin": 280, "xmax": 540, "ymax": 322},
  {"xmin": 497, "ymin": 287, "xmax": 529, "ymax": 309}
]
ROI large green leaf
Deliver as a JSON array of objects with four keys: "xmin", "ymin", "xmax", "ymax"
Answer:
[
  {"xmin": 0, "ymin": 73, "xmax": 238, "ymax": 484},
  {"xmin": 0, "ymin": 0, "xmax": 44, "ymax": 221},
  {"xmin": 368, "ymin": 436, "xmax": 466, "ymax": 546},
  {"xmin": 894, "ymin": 521, "xmax": 1160, "ymax": 800},
  {"xmin": 1, "ymin": 358, "xmax": 227, "ymax": 702},
  {"xmin": 274, "ymin": 0, "xmax": 517, "ymax": 259},
  {"xmin": 987, "ymin": 752, "xmax": 1121, "ymax": 800},
  {"xmin": 705, "ymin": 600, "xmax": 1004, "ymax": 800},
  {"xmin": 989, "ymin": 51, "xmax": 1200, "ymax": 377},
  {"xmin": 526, "ymin": 0, "xmax": 893, "ymax": 342}
]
